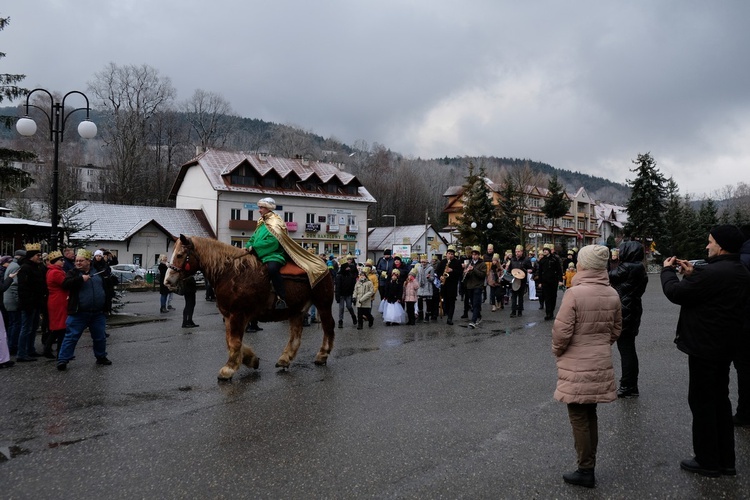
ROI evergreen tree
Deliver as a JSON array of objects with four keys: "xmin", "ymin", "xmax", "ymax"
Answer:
[
  {"xmin": 681, "ymin": 198, "xmax": 706, "ymax": 259},
  {"xmin": 495, "ymin": 179, "xmax": 520, "ymax": 253},
  {"xmin": 455, "ymin": 163, "xmax": 504, "ymax": 252},
  {"xmin": 0, "ymin": 15, "xmax": 35, "ymax": 205},
  {"xmin": 542, "ymin": 174, "xmax": 570, "ymax": 245},
  {"xmin": 624, "ymin": 152, "xmax": 666, "ymax": 250},
  {"xmin": 698, "ymin": 199, "xmax": 718, "ymax": 236},
  {"xmin": 659, "ymin": 178, "xmax": 683, "ymax": 257}
]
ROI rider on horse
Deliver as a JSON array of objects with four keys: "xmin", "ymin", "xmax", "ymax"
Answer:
[{"xmin": 245, "ymin": 197, "xmax": 330, "ymax": 310}]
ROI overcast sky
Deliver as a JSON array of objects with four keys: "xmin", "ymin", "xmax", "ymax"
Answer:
[{"xmin": 5, "ymin": 1, "xmax": 749, "ymax": 198}]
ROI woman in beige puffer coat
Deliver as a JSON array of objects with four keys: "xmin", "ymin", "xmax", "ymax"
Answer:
[{"xmin": 552, "ymin": 244, "xmax": 622, "ymax": 489}]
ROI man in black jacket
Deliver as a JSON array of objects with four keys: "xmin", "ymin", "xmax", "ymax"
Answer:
[
  {"xmin": 536, "ymin": 244, "xmax": 563, "ymax": 320},
  {"xmin": 435, "ymin": 246, "xmax": 462, "ymax": 325},
  {"xmin": 335, "ymin": 255, "xmax": 358, "ymax": 328},
  {"xmin": 16, "ymin": 243, "xmax": 46, "ymax": 361},
  {"xmin": 733, "ymin": 226, "xmax": 750, "ymax": 426},
  {"xmin": 609, "ymin": 241, "xmax": 648, "ymax": 398},
  {"xmin": 661, "ymin": 224, "xmax": 750, "ymax": 477}
]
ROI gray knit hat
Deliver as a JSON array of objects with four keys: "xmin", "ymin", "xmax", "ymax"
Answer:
[{"xmin": 576, "ymin": 245, "xmax": 610, "ymax": 270}]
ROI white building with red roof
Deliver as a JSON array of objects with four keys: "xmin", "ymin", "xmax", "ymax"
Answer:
[{"xmin": 169, "ymin": 149, "xmax": 376, "ymax": 258}]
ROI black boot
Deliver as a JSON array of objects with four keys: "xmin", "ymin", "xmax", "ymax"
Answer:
[
  {"xmin": 43, "ymin": 335, "xmax": 56, "ymax": 359},
  {"xmin": 563, "ymin": 468, "xmax": 595, "ymax": 488},
  {"xmin": 349, "ymin": 309, "xmax": 357, "ymax": 326}
]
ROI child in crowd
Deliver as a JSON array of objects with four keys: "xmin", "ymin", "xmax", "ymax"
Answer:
[
  {"xmin": 353, "ymin": 269, "xmax": 375, "ymax": 330},
  {"xmin": 565, "ymin": 262, "xmax": 577, "ymax": 289},
  {"xmin": 383, "ymin": 269, "xmax": 404, "ymax": 326},
  {"xmin": 402, "ymin": 269, "xmax": 419, "ymax": 325}
]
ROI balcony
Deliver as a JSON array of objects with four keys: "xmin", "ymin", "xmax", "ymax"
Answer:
[
  {"xmin": 347, "ymin": 225, "xmax": 359, "ymax": 234},
  {"xmin": 286, "ymin": 221, "xmax": 298, "ymax": 232},
  {"xmin": 305, "ymin": 223, "xmax": 321, "ymax": 232},
  {"xmin": 327, "ymin": 224, "xmax": 340, "ymax": 233},
  {"xmin": 228, "ymin": 220, "xmax": 257, "ymax": 231}
]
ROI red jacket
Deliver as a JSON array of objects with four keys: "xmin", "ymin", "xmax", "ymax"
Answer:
[{"xmin": 46, "ymin": 264, "xmax": 69, "ymax": 331}]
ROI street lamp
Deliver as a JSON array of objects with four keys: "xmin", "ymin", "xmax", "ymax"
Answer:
[
  {"xmin": 16, "ymin": 88, "xmax": 97, "ymax": 250},
  {"xmin": 529, "ymin": 232, "xmax": 542, "ymax": 254},
  {"xmin": 383, "ymin": 214, "xmax": 396, "ymax": 253},
  {"xmin": 470, "ymin": 221, "xmax": 493, "ymax": 250}
]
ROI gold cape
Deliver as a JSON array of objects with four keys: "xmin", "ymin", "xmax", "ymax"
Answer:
[{"xmin": 261, "ymin": 212, "xmax": 329, "ymax": 288}]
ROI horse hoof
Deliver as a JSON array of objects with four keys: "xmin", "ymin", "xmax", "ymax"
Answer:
[
  {"xmin": 314, "ymin": 357, "xmax": 328, "ymax": 366},
  {"xmin": 275, "ymin": 359, "xmax": 290, "ymax": 369},
  {"xmin": 243, "ymin": 355, "xmax": 260, "ymax": 370}
]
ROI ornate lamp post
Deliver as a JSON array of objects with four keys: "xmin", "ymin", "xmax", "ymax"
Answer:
[
  {"xmin": 16, "ymin": 89, "xmax": 97, "ymax": 250},
  {"xmin": 470, "ymin": 221, "xmax": 493, "ymax": 250}
]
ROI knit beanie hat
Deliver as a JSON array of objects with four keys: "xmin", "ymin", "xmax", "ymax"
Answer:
[
  {"xmin": 576, "ymin": 245, "xmax": 610, "ymax": 270},
  {"xmin": 710, "ymin": 224, "xmax": 745, "ymax": 253}
]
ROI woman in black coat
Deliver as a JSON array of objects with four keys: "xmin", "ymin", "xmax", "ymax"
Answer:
[
  {"xmin": 158, "ymin": 255, "xmax": 170, "ymax": 313},
  {"xmin": 608, "ymin": 241, "xmax": 648, "ymax": 397}
]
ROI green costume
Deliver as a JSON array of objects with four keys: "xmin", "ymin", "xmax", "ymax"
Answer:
[{"xmin": 245, "ymin": 219, "xmax": 285, "ymax": 265}]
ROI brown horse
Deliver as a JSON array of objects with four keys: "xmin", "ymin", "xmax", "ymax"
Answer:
[{"xmin": 163, "ymin": 234, "xmax": 336, "ymax": 380}]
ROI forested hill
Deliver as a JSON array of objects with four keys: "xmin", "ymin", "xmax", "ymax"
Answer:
[{"xmin": 1, "ymin": 105, "xmax": 629, "ymax": 205}]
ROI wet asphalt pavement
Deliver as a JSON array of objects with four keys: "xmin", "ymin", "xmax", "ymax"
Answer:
[{"xmin": 2, "ymin": 280, "xmax": 750, "ymax": 499}]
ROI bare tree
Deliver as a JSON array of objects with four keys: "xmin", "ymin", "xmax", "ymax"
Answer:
[
  {"xmin": 88, "ymin": 63, "xmax": 176, "ymax": 204},
  {"xmin": 268, "ymin": 124, "xmax": 318, "ymax": 159},
  {"xmin": 147, "ymin": 108, "xmax": 193, "ymax": 204},
  {"xmin": 180, "ymin": 89, "xmax": 238, "ymax": 152}
]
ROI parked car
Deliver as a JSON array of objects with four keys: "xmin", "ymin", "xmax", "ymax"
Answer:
[{"xmin": 111, "ymin": 264, "xmax": 147, "ymax": 283}]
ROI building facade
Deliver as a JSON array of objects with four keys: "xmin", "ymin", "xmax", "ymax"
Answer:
[
  {"xmin": 442, "ymin": 179, "xmax": 603, "ymax": 250},
  {"xmin": 170, "ymin": 150, "xmax": 375, "ymax": 258}
]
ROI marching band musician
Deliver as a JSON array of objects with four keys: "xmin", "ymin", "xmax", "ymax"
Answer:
[{"xmin": 435, "ymin": 246, "xmax": 462, "ymax": 325}]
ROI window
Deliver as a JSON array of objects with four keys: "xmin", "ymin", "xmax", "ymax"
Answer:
[
  {"xmin": 325, "ymin": 183, "xmax": 338, "ymax": 194},
  {"xmin": 247, "ymin": 210, "xmax": 254, "ymax": 221},
  {"xmin": 284, "ymin": 212, "xmax": 294, "ymax": 223},
  {"xmin": 230, "ymin": 164, "xmax": 258, "ymax": 186},
  {"xmin": 347, "ymin": 215, "xmax": 356, "ymax": 225},
  {"xmin": 263, "ymin": 177, "xmax": 277, "ymax": 188},
  {"xmin": 231, "ymin": 208, "xmax": 242, "ymax": 220},
  {"xmin": 327, "ymin": 214, "xmax": 337, "ymax": 225},
  {"xmin": 344, "ymin": 185, "xmax": 358, "ymax": 195},
  {"xmin": 306, "ymin": 213, "xmax": 316, "ymax": 224}
]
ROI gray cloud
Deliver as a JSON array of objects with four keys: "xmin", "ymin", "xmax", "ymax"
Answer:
[{"xmin": 6, "ymin": 0, "xmax": 749, "ymax": 197}]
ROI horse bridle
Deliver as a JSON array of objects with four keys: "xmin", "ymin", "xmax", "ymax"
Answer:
[{"xmin": 168, "ymin": 247, "xmax": 198, "ymax": 274}]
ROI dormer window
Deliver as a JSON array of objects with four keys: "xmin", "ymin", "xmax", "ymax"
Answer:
[
  {"xmin": 230, "ymin": 164, "xmax": 258, "ymax": 186},
  {"xmin": 325, "ymin": 183, "xmax": 338, "ymax": 194},
  {"xmin": 344, "ymin": 185, "xmax": 358, "ymax": 196},
  {"xmin": 263, "ymin": 177, "xmax": 277, "ymax": 188}
]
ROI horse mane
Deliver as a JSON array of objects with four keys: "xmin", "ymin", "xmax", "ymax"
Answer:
[{"xmin": 186, "ymin": 236, "xmax": 260, "ymax": 278}]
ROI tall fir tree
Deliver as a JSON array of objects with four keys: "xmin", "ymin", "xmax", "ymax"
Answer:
[
  {"xmin": 624, "ymin": 152, "xmax": 666, "ymax": 249},
  {"xmin": 659, "ymin": 177, "xmax": 683, "ymax": 257},
  {"xmin": 542, "ymin": 174, "xmax": 570, "ymax": 245},
  {"xmin": 455, "ymin": 163, "xmax": 504, "ymax": 252},
  {"xmin": 495, "ymin": 180, "xmax": 520, "ymax": 253}
]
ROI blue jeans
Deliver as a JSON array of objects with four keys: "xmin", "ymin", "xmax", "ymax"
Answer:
[
  {"xmin": 58, "ymin": 312, "xmax": 108, "ymax": 363},
  {"xmin": 469, "ymin": 287, "xmax": 483, "ymax": 323},
  {"xmin": 338, "ymin": 296, "xmax": 354, "ymax": 322},
  {"xmin": 5, "ymin": 309, "xmax": 21, "ymax": 353},
  {"xmin": 18, "ymin": 308, "xmax": 40, "ymax": 358}
]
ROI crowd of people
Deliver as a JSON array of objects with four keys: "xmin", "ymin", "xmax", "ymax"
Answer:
[
  {"xmin": 6, "ymin": 215, "xmax": 750, "ymax": 489},
  {"xmin": 313, "ymin": 223, "xmax": 750, "ymax": 488},
  {"xmin": 0, "ymin": 244, "xmax": 119, "ymax": 371}
]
